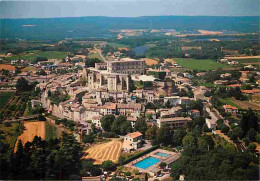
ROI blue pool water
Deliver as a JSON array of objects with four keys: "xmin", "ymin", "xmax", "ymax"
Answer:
[
  {"xmin": 155, "ymin": 152, "xmax": 169, "ymax": 157},
  {"xmin": 133, "ymin": 156, "xmax": 161, "ymax": 169}
]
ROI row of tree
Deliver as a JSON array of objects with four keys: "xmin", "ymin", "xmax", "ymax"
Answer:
[{"xmin": 1, "ymin": 133, "xmax": 82, "ymax": 180}]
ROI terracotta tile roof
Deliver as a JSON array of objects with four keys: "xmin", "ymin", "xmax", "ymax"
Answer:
[
  {"xmin": 127, "ymin": 131, "xmax": 142, "ymax": 139},
  {"xmin": 192, "ymin": 109, "xmax": 200, "ymax": 113},
  {"xmin": 0, "ymin": 64, "xmax": 16, "ymax": 71},
  {"xmin": 223, "ymin": 104, "xmax": 238, "ymax": 110},
  {"xmin": 227, "ymin": 84, "xmax": 242, "ymax": 87},
  {"xmin": 117, "ymin": 103, "xmax": 142, "ymax": 110},
  {"xmin": 99, "ymin": 103, "xmax": 116, "ymax": 110},
  {"xmin": 241, "ymin": 89, "xmax": 260, "ymax": 94},
  {"xmin": 127, "ymin": 117, "xmax": 137, "ymax": 121}
]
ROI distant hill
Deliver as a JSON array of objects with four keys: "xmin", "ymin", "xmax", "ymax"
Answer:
[{"xmin": 0, "ymin": 16, "xmax": 259, "ymax": 40}]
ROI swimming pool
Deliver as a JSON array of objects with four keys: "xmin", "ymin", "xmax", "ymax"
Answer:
[
  {"xmin": 133, "ymin": 156, "xmax": 161, "ymax": 169},
  {"xmin": 155, "ymin": 152, "xmax": 169, "ymax": 157}
]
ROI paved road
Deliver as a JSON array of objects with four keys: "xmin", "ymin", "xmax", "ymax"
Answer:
[
  {"xmin": 94, "ymin": 47, "xmax": 107, "ymax": 62},
  {"xmin": 3, "ymin": 115, "xmax": 38, "ymax": 123}
]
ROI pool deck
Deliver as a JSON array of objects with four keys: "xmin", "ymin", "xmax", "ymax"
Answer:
[{"xmin": 125, "ymin": 149, "xmax": 180, "ymax": 174}]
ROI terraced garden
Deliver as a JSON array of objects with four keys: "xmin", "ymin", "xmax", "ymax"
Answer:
[{"xmin": 0, "ymin": 93, "xmax": 29, "ymax": 120}]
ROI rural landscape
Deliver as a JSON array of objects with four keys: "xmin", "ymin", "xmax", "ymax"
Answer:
[{"xmin": 0, "ymin": 0, "xmax": 259, "ymax": 180}]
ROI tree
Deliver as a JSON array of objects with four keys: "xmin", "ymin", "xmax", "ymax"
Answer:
[
  {"xmin": 124, "ymin": 171, "xmax": 131, "ymax": 177},
  {"xmin": 16, "ymin": 77, "xmax": 32, "ymax": 92},
  {"xmin": 255, "ymin": 133, "xmax": 260, "ymax": 144},
  {"xmin": 221, "ymin": 125, "xmax": 230, "ymax": 134},
  {"xmin": 100, "ymin": 115, "xmax": 115, "ymax": 132},
  {"xmin": 198, "ymin": 134, "xmax": 215, "ymax": 150},
  {"xmin": 82, "ymin": 133, "xmax": 95, "ymax": 144},
  {"xmin": 248, "ymin": 143, "xmax": 256, "ymax": 153},
  {"xmin": 241, "ymin": 109, "xmax": 258, "ymax": 137},
  {"xmin": 37, "ymin": 69, "xmax": 47, "ymax": 76},
  {"xmin": 134, "ymin": 116, "xmax": 147, "ymax": 135},
  {"xmin": 247, "ymin": 128, "xmax": 256, "ymax": 142},
  {"xmin": 85, "ymin": 58, "xmax": 101, "ymax": 67},
  {"xmin": 35, "ymin": 56, "xmax": 48, "ymax": 62},
  {"xmin": 57, "ymin": 133, "xmax": 83, "ymax": 179},
  {"xmin": 81, "ymin": 160, "xmax": 102, "ymax": 176},
  {"xmin": 172, "ymin": 127, "xmax": 186, "ymax": 146},
  {"xmin": 159, "ymin": 162, "xmax": 167, "ymax": 170},
  {"xmin": 182, "ymin": 132, "xmax": 198, "ymax": 147},
  {"xmin": 101, "ymin": 160, "xmax": 116, "ymax": 172},
  {"xmin": 145, "ymin": 102, "xmax": 156, "ymax": 110},
  {"xmin": 188, "ymin": 100, "xmax": 204, "ymax": 114},
  {"xmin": 145, "ymin": 125, "xmax": 158, "ymax": 140},
  {"xmin": 111, "ymin": 115, "xmax": 129, "ymax": 135},
  {"xmin": 120, "ymin": 121, "xmax": 132, "ymax": 135},
  {"xmin": 157, "ymin": 124, "xmax": 172, "ymax": 145}
]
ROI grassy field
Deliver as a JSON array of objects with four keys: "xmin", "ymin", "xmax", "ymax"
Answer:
[
  {"xmin": 174, "ymin": 58, "xmax": 229, "ymax": 70},
  {"xmin": 220, "ymin": 98, "xmax": 242, "ymax": 109},
  {"xmin": 45, "ymin": 122, "xmax": 57, "ymax": 141},
  {"xmin": 87, "ymin": 52, "xmax": 102, "ymax": 60},
  {"xmin": 0, "ymin": 123, "xmax": 20, "ymax": 150},
  {"xmin": 134, "ymin": 81, "xmax": 144, "ymax": 89},
  {"xmin": 107, "ymin": 42, "xmax": 130, "ymax": 48},
  {"xmin": 5, "ymin": 42, "xmax": 44, "ymax": 49},
  {"xmin": 0, "ymin": 92, "xmax": 14, "ymax": 110},
  {"xmin": 197, "ymin": 82, "xmax": 215, "ymax": 88},
  {"xmin": 5, "ymin": 50, "xmax": 67, "ymax": 62},
  {"xmin": 234, "ymin": 58, "xmax": 260, "ymax": 63}
]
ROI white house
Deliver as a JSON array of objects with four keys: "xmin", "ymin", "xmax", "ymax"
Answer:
[{"xmin": 122, "ymin": 132, "xmax": 143, "ymax": 152}]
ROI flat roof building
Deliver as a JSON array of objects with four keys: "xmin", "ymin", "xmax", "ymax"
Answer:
[{"xmin": 107, "ymin": 58, "xmax": 145, "ymax": 75}]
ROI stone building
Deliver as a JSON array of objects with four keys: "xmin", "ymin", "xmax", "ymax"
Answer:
[
  {"xmin": 86, "ymin": 68, "xmax": 131, "ymax": 92},
  {"xmin": 107, "ymin": 58, "xmax": 145, "ymax": 75}
]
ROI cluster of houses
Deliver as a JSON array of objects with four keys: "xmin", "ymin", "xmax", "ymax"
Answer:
[{"xmin": 35, "ymin": 56, "xmax": 218, "ymax": 152}]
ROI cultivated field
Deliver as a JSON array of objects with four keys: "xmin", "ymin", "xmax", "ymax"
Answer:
[
  {"xmin": 83, "ymin": 139, "xmax": 122, "ymax": 164},
  {"xmin": 198, "ymin": 30, "xmax": 223, "ymax": 35},
  {"xmin": 142, "ymin": 58, "xmax": 158, "ymax": 66},
  {"xmin": 0, "ymin": 92, "xmax": 14, "ymax": 110},
  {"xmin": 107, "ymin": 42, "xmax": 129, "ymax": 48},
  {"xmin": 174, "ymin": 58, "xmax": 229, "ymax": 70},
  {"xmin": 231, "ymin": 98, "xmax": 260, "ymax": 111},
  {"xmin": 15, "ymin": 121, "xmax": 46, "ymax": 148},
  {"xmin": 5, "ymin": 50, "xmax": 67, "ymax": 62},
  {"xmin": 220, "ymin": 98, "xmax": 241, "ymax": 109}
]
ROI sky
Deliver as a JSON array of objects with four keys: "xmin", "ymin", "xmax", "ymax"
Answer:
[{"xmin": 0, "ymin": 0, "xmax": 259, "ymax": 19}]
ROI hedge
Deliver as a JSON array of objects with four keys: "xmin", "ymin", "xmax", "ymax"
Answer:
[
  {"xmin": 147, "ymin": 71, "xmax": 166, "ymax": 80},
  {"xmin": 123, "ymin": 145, "xmax": 159, "ymax": 164}
]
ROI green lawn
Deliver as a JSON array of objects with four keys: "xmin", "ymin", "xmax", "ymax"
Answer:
[
  {"xmin": 107, "ymin": 42, "xmax": 130, "ymax": 48},
  {"xmin": 45, "ymin": 122, "xmax": 57, "ymax": 141},
  {"xmin": 0, "ymin": 92, "xmax": 14, "ymax": 110},
  {"xmin": 133, "ymin": 81, "xmax": 144, "ymax": 89},
  {"xmin": 175, "ymin": 58, "xmax": 230, "ymax": 70},
  {"xmin": 5, "ymin": 50, "xmax": 67, "ymax": 63},
  {"xmin": 220, "ymin": 98, "xmax": 242, "ymax": 109},
  {"xmin": 230, "ymin": 58, "xmax": 260, "ymax": 63},
  {"xmin": 197, "ymin": 82, "xmax": 215, "ymax": 88},
  {"xmin": 7, "ymin": 42, "xmax": 44, "ymax": 49}
]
